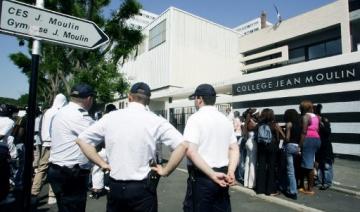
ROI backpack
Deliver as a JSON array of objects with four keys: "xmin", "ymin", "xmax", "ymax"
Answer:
[{"xmin": 257, "ymin": 124, "xmax": 272, "ymax": 144}]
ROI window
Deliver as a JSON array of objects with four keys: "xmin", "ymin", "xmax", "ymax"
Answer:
[
  {"xmin": 149, "ymin": 20, "xmax": 166, "ymax": 50},
  {"xmin": 308, "ymin": 38, "xmax": 341, "ymax": 60},
  {"xmin": 245, "ymin": 53, "xmax": 281, "ymax": 65},
  {"xmin": 349, "ymin": 0, "xmax": 360, "ymax": 12},
  {"xmin": 326, "ymin": 39, "xmax": 341, "ymax": 56},
  {"xmin": 308, "ymin": 43, "xmax": 326, "ymax": 60},
  {"xmin": 288, "ymin": 48, "xmax": 305, "ymax": 64}
]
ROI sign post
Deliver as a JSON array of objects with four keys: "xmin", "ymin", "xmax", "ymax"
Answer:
[
  {"xmin": 23, "ymin": 35, "xmax": 41, "ymax": 212},
  {"xmin": 0, "ymin": 0, "xmax": 109, "ymax": 211},
  {"xmin": 0, "ymin": 0, "xmax": 109, "ymax": 49}
]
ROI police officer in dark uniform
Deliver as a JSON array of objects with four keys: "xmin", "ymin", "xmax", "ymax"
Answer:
[{"xmin": 47, "ymin": 83, "xmax": 95, "ymax": 212}]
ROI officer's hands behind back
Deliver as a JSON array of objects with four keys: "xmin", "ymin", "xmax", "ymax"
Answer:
[
  {"xmin": 211, "ymin": 172, "xmax": 228, "ymax": 187},
  {"xmin": 151, "ymin": 165, "xmax": 169, "ymax": 177},
  {"xmin": 226, "ymin": 172, "xmax": 236, "ymax": 186},
  {"xmin": 100, "ymin": 163, "xmax": 111, "ymax": 173}
]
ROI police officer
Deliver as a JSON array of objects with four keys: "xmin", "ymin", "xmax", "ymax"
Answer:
[
  {"xmin": 48, "ymin": 84, "xmax": 95, "ymax": 212},
  {"xmin": 31, "ymin": 93, "xmax": 67, "ymax": 205},
  {"xmin": 76, "ymin": 82, "xmax": 188, "ymax": 212},
  {"xmin": 183, "ymin": 84, "xmax": 239, "ymax": 212}
]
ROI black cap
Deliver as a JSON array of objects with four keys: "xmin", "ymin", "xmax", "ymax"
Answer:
[
  {"xmin": 70, "ymin": 83, "xmax": 95, "ymax": 98},
  {"xmin": 189, "ymin": 84, "xmax": 216, "ymax": 100},
  {"xmin": 130, "ymin": 82, "xmax": 151, "ymax": 97}
]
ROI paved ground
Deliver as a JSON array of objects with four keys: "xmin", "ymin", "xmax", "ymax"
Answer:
[
  {"xmin": 332, "ymin": 158, "xmax": 360, "ymax": 191},
  {"xmin": 1, "ymin": 156, "xmax": 359, "ymax": 212},
  {"xmin": 32, "ymin": 156, "xmax": 360, "ymax": 212},
  {"xmin": 34, "ymin": 170, "xmax": 292, "ymax": 212}
]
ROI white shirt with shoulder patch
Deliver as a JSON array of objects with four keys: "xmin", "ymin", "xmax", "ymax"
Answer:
[{"xmin": 49, "ymin": 102, "xmax": 94, "ymax": 169}]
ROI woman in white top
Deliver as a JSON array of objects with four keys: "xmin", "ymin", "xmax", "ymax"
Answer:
[{"xmin": 243, "ymin": 108, "xmax": 259, "ymax": 189}]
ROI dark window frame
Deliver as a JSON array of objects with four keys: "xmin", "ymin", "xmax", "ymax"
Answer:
[{"xmin": 149, "ymin": 20, "xmax": 166, "ymax": 50}]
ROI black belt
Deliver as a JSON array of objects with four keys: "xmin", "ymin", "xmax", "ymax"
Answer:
[
  {"xmin": 187, "ymin": 165, "xmax": 228, "ymax": 178},
  {"xmin": 49, "ymin": 163, "xmax": 90, "ymax": 175},
  {"xmin": 109, "ymin": 177, "xmax": 147, "ymax": 184}
]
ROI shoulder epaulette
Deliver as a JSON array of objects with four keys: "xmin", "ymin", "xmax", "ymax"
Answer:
[{"xmin": 78, "ymin": 108, "xmax": 90, "ymax": 117}]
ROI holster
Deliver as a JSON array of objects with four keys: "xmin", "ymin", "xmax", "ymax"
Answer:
[{"xmin": 146, "ymin": 170, "xmax": 160, "ymax": 193}]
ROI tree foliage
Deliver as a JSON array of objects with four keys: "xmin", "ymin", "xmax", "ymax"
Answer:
[
  {"xmin": 0, "ymin": 97, "xmax": 19, "ymax": 106},
  {"xmin": 9, "ymin": 0, "xmax": 143, "ymax": 106},
  {"xmin": 0, "ymin": 94, "xmax": 29, "ymax": 107}
]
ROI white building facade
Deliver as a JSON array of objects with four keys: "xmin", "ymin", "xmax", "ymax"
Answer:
[
  {"xmin": 118, "ymin": 0, "xmax": 360, "ymax": 157},
  {"xmin": 125, "ymin": 9, "xmax": 158, "ymax": 30}
]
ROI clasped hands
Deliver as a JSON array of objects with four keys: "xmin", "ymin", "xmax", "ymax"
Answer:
[{"xmin": 151, "ymin": 165, "xmax": 236, "ymax": 187}]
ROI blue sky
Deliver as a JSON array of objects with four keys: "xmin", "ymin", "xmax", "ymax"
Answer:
[{"xmin": 0, "ymin": 0, "xmax": 334, "ymax": 99}]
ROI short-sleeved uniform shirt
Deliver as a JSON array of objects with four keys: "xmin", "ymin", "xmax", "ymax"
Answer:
[
  {"xmin": 49, "ymin": 102, "xmax": 94, "ymax": 169},
  {"xmin": 183, "ymin": 106, "xmax": 237, "ymax": 168},
  {"xmin": 79, "ymin": 102, "xmax": 183, "ymax": 181}
]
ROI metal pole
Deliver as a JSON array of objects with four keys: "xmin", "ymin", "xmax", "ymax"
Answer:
[{"xmin": 23, "ymin": 1, "xmax": 43, "ymax": 211}]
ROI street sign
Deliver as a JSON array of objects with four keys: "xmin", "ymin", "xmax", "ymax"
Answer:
[{"xmin": 0, "ymin": 0, "xmax": 109, "ymax": 49}]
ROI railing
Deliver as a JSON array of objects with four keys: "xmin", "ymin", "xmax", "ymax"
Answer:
[{"xmin": 169, "ymin": 104, "xmax": 231, "ymax": 133}]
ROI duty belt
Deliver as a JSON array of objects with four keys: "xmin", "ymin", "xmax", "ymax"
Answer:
[
  {"xmin": 49, "ymin": 163, "xmax": 90, "ymax": 175},
  {"xmin": 187, "ymin": 165, "xmax": 228, "ymax": 178}
]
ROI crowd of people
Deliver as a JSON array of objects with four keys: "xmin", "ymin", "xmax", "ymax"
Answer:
[
  {"xmin": 0, "ymin": 81, "xmax": 334, "ymax": 211},
  {"xmin": 0, "ymin": 82, "xmax": 238, "ymax": 212},
  {"xmin": 0, "ymin": 103, "xmax": 28, "ymax": 203},
  {"xmin": 231, "ymin": 100, "xmax": 334, "ymax": 200}
]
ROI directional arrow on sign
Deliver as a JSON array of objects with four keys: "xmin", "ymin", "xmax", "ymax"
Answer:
[{"xmin": 0, "ymin": 0, "xmax": 109, "ymax": 49}]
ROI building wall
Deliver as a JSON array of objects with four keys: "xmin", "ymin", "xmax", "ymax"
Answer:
[
  {"xmin": 230, "ymin": 52, "xmax": 360, "ymax": 156},
  {"xmin": 169, "ymin": 8, "xmax": 241, "ymax": 88},
  {"xmin": 120, "ymin": 8, "xmax": 241, "ymax": 90},
  {"xmin": 125, "ymin": 9, "xmax": 158, "ymax": 30},
  {"xmin": 238, "ymin": 0, "xmax": 351, "ymax": 54},
  {"xmin": 118, "ymin": 2, "xmax": 359, "ymax": 156},
  {"xmin": 120, "ymin": 12, "xmax": 172, "ymax": 90}
]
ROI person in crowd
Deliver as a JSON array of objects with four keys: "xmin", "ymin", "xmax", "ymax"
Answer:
[
  {"xmin": 104, "ymin": 104, "xmax": 116, "ymax": 114},
  {"xmin": 283, "ymin": 109, "xmax": 302, "ymax": 199},
  {"xmin": 233, "ymin": 111, "xmax": 245, "ymax": 183},
  {"xmin": 76, "ymin": 82, "xmax": 188, "ymax": 212},
  {"xmin": 31, "ymin": 94, "xmax": 67, "ymax": 205},
  {"xmin": 5, "ymin": 106, "xmax": 19, "ymax": 164},
  {"xmin": 0, "ymin": 104, "xmax": 16, "ymax": 203},
  {"xmin": 244, "ymin": 108, "xmax": 259, "ymax": 189},
  {"xmin": 181, "ymin": 83, "xmax": 239, "ymax": 211},
  {"xmin": 314, "ymin": 104, "xmax": 334, "ymax": 190},
  {"xmin": 0, "ymin": 104, "xmax": 16, "ymax": 145},
  {"xmin": 47, "ymin": 84, "xmax": 95, "ymax": 212},
  {"xmin": 33, "ymin": 107, "xmax": 42, "ymax": 171},
  {"xmin": 299, "ymin": 100, "xmax": 321, "ymax": 195},
  {"xmin": 256, "ymin": 108, "xmax": 284, "ymax": 196},
  {"xmin": 226, "ymin": 107, "xmax": 234, "ymax": 122},
  {"xmin": 0, "ymin": 140, "xmax": 11, "ymax": 204},
  {"xmin": 11, "ymin": 107, "xmax": 28, "ymax": 191},
  {"xmin": 89, "ymin": 103, "xmax": 117, "ymax": 199}
]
